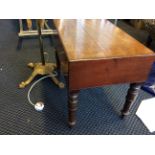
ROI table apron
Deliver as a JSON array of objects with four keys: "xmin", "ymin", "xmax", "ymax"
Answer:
[{"xmin": 68, "ymin": 56, "xmax": 155, "ymax": 91}]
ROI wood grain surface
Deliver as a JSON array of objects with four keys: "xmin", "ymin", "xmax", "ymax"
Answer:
[{"xmin": 54, "ymin": 19, "xmax": 154, "ymax": 62}]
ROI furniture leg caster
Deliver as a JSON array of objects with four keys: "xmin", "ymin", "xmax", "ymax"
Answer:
[
  {"xmin": 69, "ymin": 121, "xmax": 76, "ymax": 128},
  {"xmin": 120, "ymin": 110, "xmax": 130, "ymax": 119}
]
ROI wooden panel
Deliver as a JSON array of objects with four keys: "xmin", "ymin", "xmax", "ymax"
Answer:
[
  {"xmin": 68, "ymin": 56, "xmax": 155, "ymax": 90},
  {"xmin": 54, "ymin": 19, "xmax": 155, "ymax": 62}
]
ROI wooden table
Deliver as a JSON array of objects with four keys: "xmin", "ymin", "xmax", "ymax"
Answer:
[{"xmin": 54, "ymin": 19, "xmax": 155, "ymax": 127}]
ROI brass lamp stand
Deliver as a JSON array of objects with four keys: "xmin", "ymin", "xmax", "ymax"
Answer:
[{"xmin": 19, "ymin": 19, "xmax": 64, "ymax": 89}]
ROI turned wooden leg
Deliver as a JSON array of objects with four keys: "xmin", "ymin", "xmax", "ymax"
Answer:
[
  {"xmin": 68, "ymin": 90, "xmax": 79, "ymax": 127},
  {"xmin": 146, "ymin": 35, "xmax": 152, "ymax": 47},
  {"xmin": 121, "ymin": 83, "xmax": 142, "ymax": 117},
  {"xmin": 55, "ymin": 49, "xmax": 61, "ymax": 76}
]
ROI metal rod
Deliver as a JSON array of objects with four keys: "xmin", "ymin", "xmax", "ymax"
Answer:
[
  {"xmin": 19, "ymin": 19, "xmax": 23, "ymax": 32},
  {"xmin": 37, "ymin": 19, "xmax": 46, "ymax": 66},
  {"xmin": 18, "ymin": 29, "xmax": 58, "ymax": 37},
  {"xmin": 44, "ymin": 20, "xmax": 51, "ymax": 29}
]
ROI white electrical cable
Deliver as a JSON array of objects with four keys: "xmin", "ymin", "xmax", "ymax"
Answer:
[{"xmin": 27, "ymin": 71, "xmax": 57, "ymax": 111}]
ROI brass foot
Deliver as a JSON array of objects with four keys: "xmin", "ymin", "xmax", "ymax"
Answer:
[
  {"xmin": 58, "ymin": 82, "xmax": 65, "ymax": 88},
  {"xmin": 19, "ymin": 69, "xmax": 38, "ymax": 88},
  {"xmin": 19, "ymin": 62, "xmax": 65, "ymax": 89},
  {"xmin": 27, "ymin": 63, "xmax": 35, "ymax": 68},
  {"xmin": 50, "ymin": 75, "xmax": 65, "ymax": 88},
  {"xmin": 19, "ymin": 81, "xmax": 28, "ymax": 88}
]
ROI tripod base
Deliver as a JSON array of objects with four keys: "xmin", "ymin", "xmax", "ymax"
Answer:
[{"xmin": 19, "ymin": 62, "xmax": 64, "ymax": 89}]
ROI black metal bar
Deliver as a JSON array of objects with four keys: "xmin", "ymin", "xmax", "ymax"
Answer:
[{"xmin": 37, "ymin": 19, "xmax": 46, "ymax": 65}]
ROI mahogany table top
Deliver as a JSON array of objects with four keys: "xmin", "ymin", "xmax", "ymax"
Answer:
[{"xmin": 54, "ymin": 19, "xmax": 154, "ymax": 62}]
